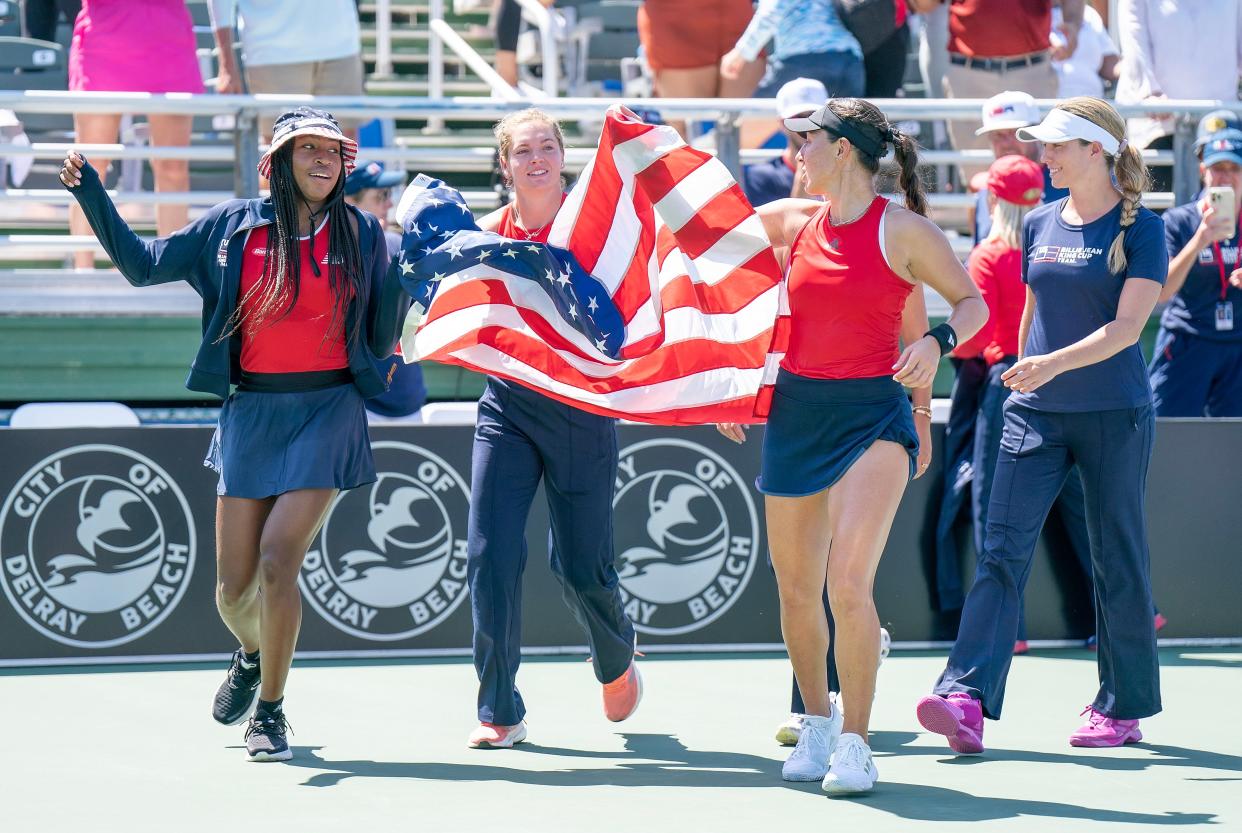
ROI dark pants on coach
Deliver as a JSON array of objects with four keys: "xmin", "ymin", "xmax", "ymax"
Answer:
[
  {"xmin": 936, "ymin": 402, "xmax": 1162, "ymax": 721},
  {"xmin": 468, "ymin": 378, "xmax": 636, "ymax": 726},
  {"xmin": 973, "ymin": 360, "xmax": 1093, "ymax": 641}
]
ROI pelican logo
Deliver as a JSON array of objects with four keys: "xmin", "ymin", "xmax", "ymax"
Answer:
[
  {"xmin": 613, "ymin": 439, "xmax": 758, "ymax": 635},
  {"xmin": 0, "ymin": 445, "xmax": 195, "ymax": 648},
  {"xmin": 298, "ymin": 442, "xmax": 470, "ymax": 640}
]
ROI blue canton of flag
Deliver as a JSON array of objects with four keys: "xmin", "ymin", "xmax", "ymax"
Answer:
[{"xmin": 390, "ymin": 175, "xmax": 623, "ymax": 359}]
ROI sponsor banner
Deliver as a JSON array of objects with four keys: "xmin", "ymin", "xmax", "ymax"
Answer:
[{"xmin": 0, "ymin": 421, "xmax": 1239, "ymax": 664}]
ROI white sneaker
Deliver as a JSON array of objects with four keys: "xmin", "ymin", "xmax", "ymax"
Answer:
[
  {"xmin": 879, "ymin": 627, "xmax": 891, "ymax": 663},
  {"xmin": 781, "ymin": 706, "xmax": 843, "ymax": 781},
  {"xmin": 822, "ymin": 732, "xmax": 878, "ymax": 795},
  {"xmin": 775, "ymin": 693, "xmax": 844, "ymax": 747}
]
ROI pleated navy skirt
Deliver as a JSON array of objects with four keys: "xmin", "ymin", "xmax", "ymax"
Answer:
[
  {"xmin": 205, "ymin": 381, "xmax": 376, "ymax": 499},
  {"xmin": 757, "ymin": 369, "xmax": 919, "ymax": 497}
]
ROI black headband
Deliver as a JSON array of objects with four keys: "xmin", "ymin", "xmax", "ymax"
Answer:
[{"xmin": 813, "ymin": 108, "xmax": 888, "ymax": 159}]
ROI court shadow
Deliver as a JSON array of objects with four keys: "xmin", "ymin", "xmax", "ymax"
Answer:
[
  {"xmin": 923, "ymin": 740, "xmax": 1242, "ymax": 777},
  {"xmin": 863, "ymin": 781, "xmax": 1216, "ymax": 825},
  {"xmin": 282, "ymin": 733, "xmax": 785, "ymax": 790}
]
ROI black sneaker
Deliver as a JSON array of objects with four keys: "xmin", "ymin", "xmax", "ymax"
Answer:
[
  {"xmin": 211, "ymin": 649, "xmax": 261, "ymax": 726},
  {"xmin": 245, "ymin": 710, "xmax": 293, "ymax": 762}
]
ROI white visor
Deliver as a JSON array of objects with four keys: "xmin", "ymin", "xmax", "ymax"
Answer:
[{"xmin": 1016, "ymin": 110, "xmax": 1122, "ymax": 155}]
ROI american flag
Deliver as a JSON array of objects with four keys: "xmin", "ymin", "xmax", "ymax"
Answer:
[{"xmin": 392, "ymin": 105, "xmax": 787, "ymax": 425}]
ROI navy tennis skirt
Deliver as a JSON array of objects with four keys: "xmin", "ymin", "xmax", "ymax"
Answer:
[
  {"xmin": 757, "ymin": 369, "xmax": 919, "ymax": 497},
  {"xmin": 205, "ymin": 380, "xmax": 376, "ymax": 499}
]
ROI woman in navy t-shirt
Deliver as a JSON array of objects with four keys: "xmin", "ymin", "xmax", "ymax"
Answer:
[{"xmin": 916, "ymin": 97, "xmax": 1168, "ymax": 754}]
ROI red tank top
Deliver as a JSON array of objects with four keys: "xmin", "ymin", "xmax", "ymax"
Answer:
[
  {"xmin": 494, "ymin": 196, "xmax": 566, "ymax": 243},
  {"xmin": 238, "ymin": 221, "xmax": 349, "ymax": 373},
  {"xmin": 782, "ymin": 197, "xmax": 915, "ymax": 379}
]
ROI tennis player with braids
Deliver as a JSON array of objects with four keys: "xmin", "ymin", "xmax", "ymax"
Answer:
[
  {"xmin": 60, "ymin": 107, "xmax": 408, "ymax": 762},
  {"xmin": 917, "ymin": 97, "xmax": 1167, "ymax": 754},
  {"xmin": 718, "ymin": 97, "xmax": 987, "ymax": 795}
]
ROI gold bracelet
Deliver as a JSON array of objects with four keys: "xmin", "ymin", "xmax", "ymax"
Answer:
[{"xmin": 912, "ymin": 405, "xmax": 933, "ymax": 419}]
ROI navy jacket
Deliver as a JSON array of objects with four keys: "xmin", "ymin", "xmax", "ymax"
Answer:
[{"xmin": 66, "ymin": 161, "xmax": 409, "ymax": 399}]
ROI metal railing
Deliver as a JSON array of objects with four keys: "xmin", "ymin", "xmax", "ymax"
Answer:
[{"xmin": 0, "ymin": 90, "xmax": 1223, "ymax": 201}]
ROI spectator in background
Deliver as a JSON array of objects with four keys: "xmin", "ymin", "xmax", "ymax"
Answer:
[
  {"xmin": 1115, "ymin": 0, "xmax": 1242, "ymax": 194},
  {"xmin": 637, "ymin": 0, "xmax": 764, "ymax": 138},
  {"xmin": 67, "ymin": 0, "xmax": 202, "ymax": 269},
  {"xmin": 1151, "ymin": 129, "xmax": 1242, "ymax": 416},
  {"xmin": 23, "ymin": 0, "xmax": 80, "ymax": 42},
  {"xmin": 1052, "ymin": 1, "xmax": 1119, "ymax": 99},
  {"xmin": 910, "ymin": 0, "xmax": 1081, "ymax": 181},
  {"xmin": 344, "ymin": 160, "xmax": 429, "ymax": 421},
  {"xmin": 209, "ymin": 0, "xmax": 365, "ymax": 137},
  {"xmin": 971, "ymin": 91, "xmax": 1068, "ymax": 246},
  {"xmin": 720, "ymin": 0, "xmax": 864, "ymax": 101},
  {"xmin": 863, "ymin": 1, "xmax": 912, "ymax": 99},
  {"xmin": 741, "ymin": 77, "xmax": 828, "ymax": 207},
  {"xmin": 492, "ymin": 0, "xmax": 555, "ymax": 88}
]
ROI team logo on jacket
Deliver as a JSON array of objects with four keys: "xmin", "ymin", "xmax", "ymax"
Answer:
[
  {"xmin": 612, "ymin": 439, "xmax": 758, "ymax": 635},
  {"xmin": 299, "ymin": 442, "xmax": 470, "ymax": 640},
  {"xmin": 0, "ymin": 445, "xmax": 195, "ymax": 648}
]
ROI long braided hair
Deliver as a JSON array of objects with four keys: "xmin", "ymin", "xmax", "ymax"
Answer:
[
  {"xmin": 1055, "ymin": 97, "xmax": 1150, "ymax": 274},
  {"xmin": 220, "ymin": 143, "xmax": 367, "ymax": 348}
]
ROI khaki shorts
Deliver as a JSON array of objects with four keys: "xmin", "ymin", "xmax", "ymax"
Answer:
[{"xmin": 246, "ymin": 53, "xmax": 366, "ymax": 131}]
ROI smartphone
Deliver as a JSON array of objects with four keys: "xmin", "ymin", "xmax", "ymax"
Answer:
[{"xmin": 1208, "ymin": 186, "xmax": 1236, "ymax": 228}]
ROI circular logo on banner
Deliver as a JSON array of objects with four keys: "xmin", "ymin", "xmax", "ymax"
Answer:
[
  {"xmin": 613, "ymin": 439, "xmax": 758, "ymax": 635},
  {"xmin": 0, "ymin": 444, "xmax": 196, "ymax": 648},
  {"xmin": 299, "ymin": 441, "xmax": 470, "ymax": 641}
]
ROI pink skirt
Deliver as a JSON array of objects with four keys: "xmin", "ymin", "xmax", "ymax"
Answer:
[{"xmin": 69, "ymin": 0, "xmax": 203, "ymax": 94}]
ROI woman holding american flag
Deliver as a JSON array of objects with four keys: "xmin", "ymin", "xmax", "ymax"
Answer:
[
  {"xmin": 461, "ymin": 109, "xmax": 643, "ymax": 751},
  {"xmin": 718, "ymin": 97, "xmax": 987, "ymax": 795}
]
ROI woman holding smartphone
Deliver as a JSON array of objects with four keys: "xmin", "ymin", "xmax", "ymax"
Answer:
[
  {"xmin": 917, "ymin": 97, "xmax": 1168, "ymax": 753},
  {"xmin": 1149, "ymin": 129, "xmax": 1242, "ymax": 416}
]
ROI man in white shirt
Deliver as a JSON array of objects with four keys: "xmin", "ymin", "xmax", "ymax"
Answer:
[
  {"xmin": 1115, "ymin": 0, "xmax": 1242, "ymax": 191},
  {"xmin": 209, "ymin": 0, "xmax": 365, "ymax": 134}
]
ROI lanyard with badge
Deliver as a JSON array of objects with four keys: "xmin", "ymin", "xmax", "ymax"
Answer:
[{"xmin": 1210, "ymin": 231, "xmax": 1237, "ymax": 331}]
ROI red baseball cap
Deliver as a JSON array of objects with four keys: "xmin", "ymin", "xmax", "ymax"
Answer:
[{"xmin": 987, "ymin": 155, "xmax": 1044, "ymax": 207}]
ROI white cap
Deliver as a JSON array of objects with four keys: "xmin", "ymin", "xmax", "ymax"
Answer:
[
  {"xmin": 975, "ymin": 91, "xmax": 1041, "ymax": 136},
  {"xmin": 777, "ymin": 78, "xmax": 829, "ymax": 120}
]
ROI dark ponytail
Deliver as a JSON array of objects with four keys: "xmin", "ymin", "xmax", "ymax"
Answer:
[
  {"xmin": 890, "ymin": 127, "xmax": 928, "ymax": 217},
  {"xmin": 824, "ymin": 98, "xmax": 928, "ymax": 216}
]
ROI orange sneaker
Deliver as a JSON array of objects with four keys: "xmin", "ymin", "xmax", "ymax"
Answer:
[
  {"xmin": 466, "ymin": 720, "xmax": 528, "ymax": 749},
  {"xmin": 602, "ymin": 661, "xmax": 643, "ymax": 722}
]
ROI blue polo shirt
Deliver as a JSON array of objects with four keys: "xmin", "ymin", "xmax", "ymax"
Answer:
[
  {"xmin": 742, "ymin": 156, "xmax": 796, "ymax": 207},
  {"xmin": 973, "ymin": 166, "xmax": 1068, "ymax": 245},
  {"xmin": 1160, "ymin": 201, "xmax": 1242, "ymax": 342},
  {"xmin": 1012, "ymin": 199, "xmax": 1168, "ymax": 412}
]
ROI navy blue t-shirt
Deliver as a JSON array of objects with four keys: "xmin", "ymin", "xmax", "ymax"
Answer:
[
  {"xmin": 973, "ymin": 166, "xmax": 1068, "ymax": 245},
  {"xmin": 1012, "ymin": 199, "xmax": 1168, "ymax": 412},
  {"xmin": 742, "ymin": 156, "xmax": 796, "ymax": 207},
  {"xmin": 1160, "ymin": 201, "xmax": 1242, "ymax": 342}
]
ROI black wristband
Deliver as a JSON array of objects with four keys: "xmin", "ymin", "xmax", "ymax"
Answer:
[{"xmin": 924, "ymin": 323, "xmax": 958, "ymax": 356}]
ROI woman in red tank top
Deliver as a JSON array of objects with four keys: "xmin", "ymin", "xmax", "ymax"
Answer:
[{"xmin": 718, "ymin": 98, "xmax": 987, "ymax": 794}]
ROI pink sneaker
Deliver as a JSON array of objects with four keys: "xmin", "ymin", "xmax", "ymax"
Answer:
[
  {"xmin": 916, "ymin": 693, "xmax": 985, "ymax": 754},
  {"xmin": 466, "ymin": 721, "xmax": 528, "ymax": 749},
  {"xmin": 1069, "ymin": 707, "xmax": 1142, "ymax": 748},
  {"xmin": 1013, "ymin": 640, "xmax": 1030, "ymax": 655},
  {"xmin": 602, "ymin": 661, "xmax": 643, "ymax": 722}
]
